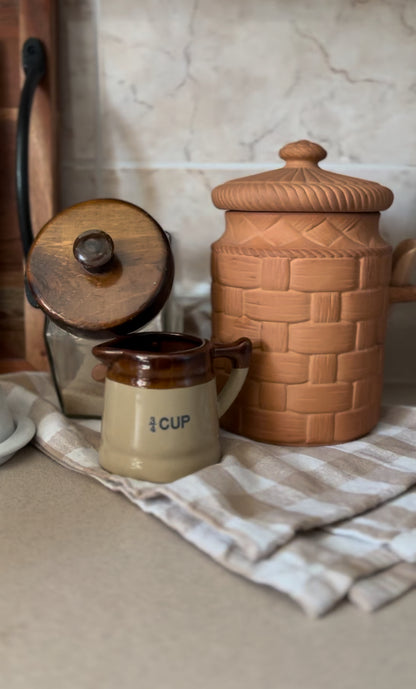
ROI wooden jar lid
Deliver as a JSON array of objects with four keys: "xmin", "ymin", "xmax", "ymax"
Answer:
[
  {"xmin": 26, "ymin": 199, "xmax": 174, "ymax": 338},
  {"xmin": 211, "ymin": 139, "xmax": 394, "ymax": 213}
]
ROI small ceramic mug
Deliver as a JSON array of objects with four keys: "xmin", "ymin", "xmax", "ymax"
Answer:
[{"xmin": 93, "ymin": 333, "xmax": 251, "ymax": 483}]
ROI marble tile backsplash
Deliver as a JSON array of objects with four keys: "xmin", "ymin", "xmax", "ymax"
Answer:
[{"xmin": 59, "ymin": 0, "xmax": 416, "ymax": 382}]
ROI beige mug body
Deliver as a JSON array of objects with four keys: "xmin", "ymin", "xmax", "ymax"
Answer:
[
  {"xmin": 100, "ymin": 378, "xmax": 221, "ymax": 482},
  {"xmin": 93, "ymin": 332, "xmax": 251, "ymax": 483}
]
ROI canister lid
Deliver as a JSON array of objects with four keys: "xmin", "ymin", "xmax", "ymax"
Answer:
[
  {"xmin": 26, "ymin": 199, "xmax": 174, "ymax": 338},
  {"xmin": 212, "ymin": 140, "xmax": 394, "ymax": 213}
]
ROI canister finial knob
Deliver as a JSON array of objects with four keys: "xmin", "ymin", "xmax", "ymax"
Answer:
[
  {"xmin": 73, "ymin": 229, "xmax": 115, "ymax": 273},
  {"xmin": 279, "ymin": 139, "xmax": 327, "ymax": 167}
]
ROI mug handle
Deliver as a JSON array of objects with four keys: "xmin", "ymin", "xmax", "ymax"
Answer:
[
  {"xmin": 389, "ymin": 239, "xmax": 416, "ymax": 303},
  {"xmin": 211, "ymin": 338, "xmax": 252, "ymax": 418}
]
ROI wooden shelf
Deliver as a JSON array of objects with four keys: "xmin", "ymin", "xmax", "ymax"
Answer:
[
  {"xmin": 0, "ymin": 358, "xmax": 36, "ymax": 373},
  {"xmin": 0, "ymin": 0, "xmax": 57, "ymax": 371}
]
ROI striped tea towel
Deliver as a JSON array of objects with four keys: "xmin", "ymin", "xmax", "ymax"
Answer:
[{"xmin": 1, "ymin": 371, "xmax": 416, "ymax": 617}]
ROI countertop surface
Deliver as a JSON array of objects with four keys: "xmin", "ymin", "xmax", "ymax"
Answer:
[{"xmin": 1, "ymin": 384, "xmax": 416, "ymax": 689}]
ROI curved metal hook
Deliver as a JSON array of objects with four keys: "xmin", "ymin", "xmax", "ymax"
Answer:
[{"xmin": 16, "ymin": 37, "xmax": 46, "ymax": 306}]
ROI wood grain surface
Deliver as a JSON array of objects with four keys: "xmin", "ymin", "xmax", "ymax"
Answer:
[
  {"xmin": 26, "ymin": 200, "xmax": 174, "ymax": 338},
  {"xmin": 0, "ymin": 0, "xmax": 57, "ymax": 369}
]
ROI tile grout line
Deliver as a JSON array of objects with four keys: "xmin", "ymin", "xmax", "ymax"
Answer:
[{"xmin": 60, "ymin": 161, "xmax": 416, "ymax": 172}]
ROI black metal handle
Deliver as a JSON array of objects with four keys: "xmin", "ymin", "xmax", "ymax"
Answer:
[{"xmin": 16, "ymin": 37, "xmax": 46, "ymax": 307}]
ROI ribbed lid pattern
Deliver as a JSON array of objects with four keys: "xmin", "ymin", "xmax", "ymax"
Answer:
[{"xmin": 212, "ymin": 140, "xmax": 394, "ymax": 213}]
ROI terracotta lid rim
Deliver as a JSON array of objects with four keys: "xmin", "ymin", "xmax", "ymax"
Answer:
[{"xmin": 211, "ymin": 140, "xmax": 394, "ymax": 213}]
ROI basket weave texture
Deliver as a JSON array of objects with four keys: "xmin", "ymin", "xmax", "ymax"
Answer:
[{"xmin": 212, "ymin": 211, "xmax": 392, "ymax": 445}]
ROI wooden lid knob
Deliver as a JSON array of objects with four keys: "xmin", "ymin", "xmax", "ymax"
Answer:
[
  {"xmin": 73, "ymin": 230, "xmax": 114, "ymax": 273},
  {"xmin": 26, "ymin": 199, "xmax": 174, "ymax": 338}
]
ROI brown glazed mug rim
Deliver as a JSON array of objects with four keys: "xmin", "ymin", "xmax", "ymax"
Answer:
[
  {"xmin": 95, "ymin": 332, "xmax": 207, "ymax": 358},
  {"xmin": 92, "ymin": 332, "xmax": 251, "ymax": 389},
  {"xmin": 93, "ymin": 332, "xmax": 214, "ymax": 389}
]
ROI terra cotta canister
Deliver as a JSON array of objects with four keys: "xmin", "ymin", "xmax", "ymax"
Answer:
[{"xmin": 211, "ymin": 139, "xmax": 416, "ymax": 446}]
